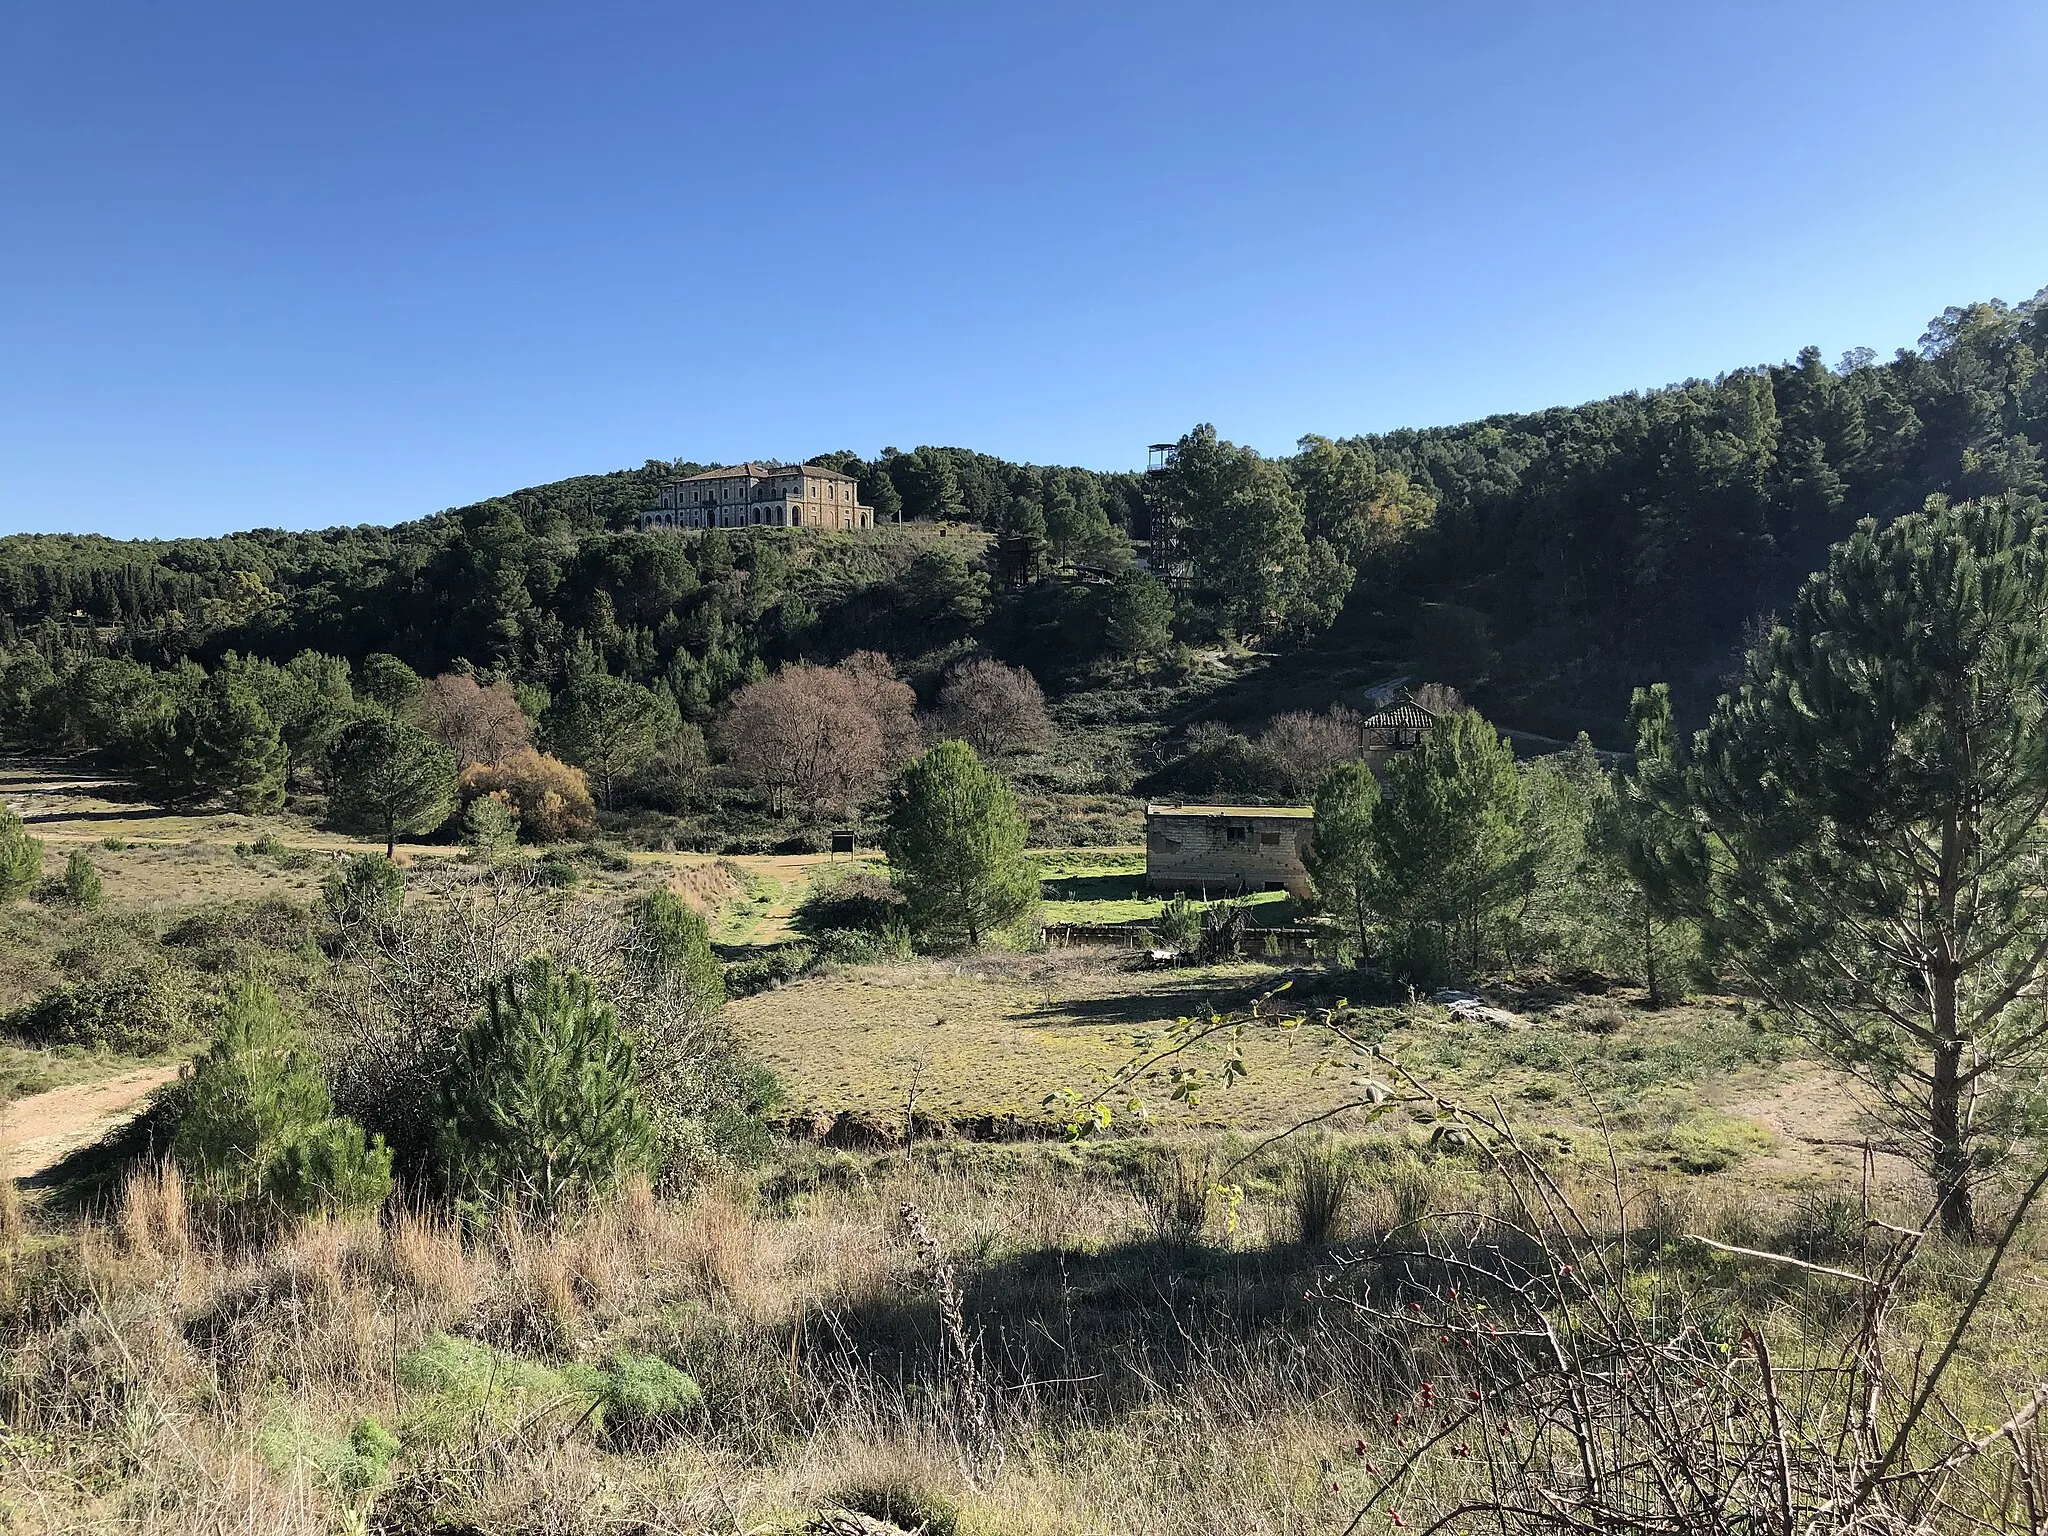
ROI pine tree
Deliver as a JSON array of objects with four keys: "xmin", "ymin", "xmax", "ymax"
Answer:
[
  {"xmin": 1103, "ymin": 568, "xmax": 1173, "ymax": 659},
  {"xmin": 543, "ymin": 672, "xmax": 675, "ymax": 809},
  {"xmin": 62, "ymin": 849, "xmax": 102, "ymax": 908},
  {"xmin": 174, "ymin": 978, "xmax": 392, "ymax": 1219},
  {"xmin": 326, "ymin": 713, "xmax": 457, "ymax": 856},
  {"xmin": 1304, "ymin": 759, "xmax": 1379, "ymax": 964},
  {"xmin": 435, "ymin": 956, "xmax": 654, "ymax": 1211},
  {"xmin": 630, "ymin": 888, "xmax": 724, "ymax": 1013},
  {"xmin": 1365, "ymin": 710, "xmax": 1532, "ymax": 981},
  {"xmin": 0, "ymin": 800, "xmax": 42, "ymax": 902},
  {"xmin": 885, "ymin": 739, "xmax": 1038, "ymax": 949},
  {"xmin": 1646, "ymin": 496, "xmax": 2048, "ymax": 1239},
  {"xmin": 147, "ymin": 671, "xmax": 289, "ymax": 812}
]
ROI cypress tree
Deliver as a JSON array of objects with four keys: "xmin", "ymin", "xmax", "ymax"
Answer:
[{"xmin": 1305, "ymin": 759, "xmax": 1380, "ymax": 965}]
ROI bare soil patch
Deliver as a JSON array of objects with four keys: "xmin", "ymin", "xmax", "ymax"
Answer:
[{"xmin": 2, "ymin": 1062, "xmax": 181, "ymax": 1183}]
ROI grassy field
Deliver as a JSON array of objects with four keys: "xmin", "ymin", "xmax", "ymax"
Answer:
[
  {"xmin": 1034, "ymin": 848, "xmax": 1294, "ymax": 927},
  {"xmin": 6, "ymin": 759, "xmax": 2046, "ymax": 1534},
  {"xmin": 5, "ymin": 755, "xmax": 1874, "ymax": 1202}
]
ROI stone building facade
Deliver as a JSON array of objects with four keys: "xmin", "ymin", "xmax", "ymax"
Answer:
[
  {"xmin": 640, "ymin": 463, "xmax": 875, "ymax": 532},
  {"xmin": 1144, "ymin": 803, "xmax": 1316, "ymax": 898}
]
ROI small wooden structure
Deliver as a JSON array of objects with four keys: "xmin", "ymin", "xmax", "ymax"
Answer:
[{"xmin": 1357, "ymin": 700, "xmax": 1441, "ymax": 753}]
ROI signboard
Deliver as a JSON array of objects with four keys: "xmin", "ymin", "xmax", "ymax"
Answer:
[{"xmin": 829, "ymin": 830, "xmax": 856, "ymax": 856}]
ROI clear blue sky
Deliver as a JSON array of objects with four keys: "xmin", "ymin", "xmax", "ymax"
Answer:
[{"xmin": 4, "ymin": 2, "xmax": 2045, "ymax": 539}]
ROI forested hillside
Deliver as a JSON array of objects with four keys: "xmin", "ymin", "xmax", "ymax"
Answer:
[{"xmin": 3, "ymin": 289, "xmax": 2042, "ymax": 747}]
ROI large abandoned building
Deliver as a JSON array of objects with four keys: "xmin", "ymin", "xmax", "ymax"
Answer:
[
  {"xmin": 1144, "ymin": 804, "xmax": 1316, "ymax": 898},
  {"xmin": 640, "ymin": 463, "xmax": 875, "ymax": 532}
]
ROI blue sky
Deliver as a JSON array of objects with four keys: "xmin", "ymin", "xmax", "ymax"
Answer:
[{"xmin": 4, "ymin": 1, "xmax": 2045, "ymax": 539}]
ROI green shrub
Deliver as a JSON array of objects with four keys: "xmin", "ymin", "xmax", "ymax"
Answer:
[
  {"xmin": 0, "ymin": 802, "xmax": 43, "ymax": 903},
  {"xmin": 535, "ymin": 850, "xmax": 580, "ymax": 888},
  {"xmin": 577, "ymin": 841, "xmax": 633, "ymax": 873},
  {"xmin": 396, "ymin": 1333, "xmax": 571, "ymax": 1439},
  {"xmin": 394, "ymin": 1334, "xmax": 697, "ymax": 1448},
  {"xmin": 8, "ymin": 967, "xmax": 194, "ymax": 1053},
  {"xmin": 827, "ymin": 1472, "xmax": 962, "ymax": 1536},
  {"xmin": 174, "ymin": 977, "xmax": 392, "ymax": 1218},
  {"xmin": 723, "ymin": 941, "xmax": 817, "ymax": 998},
  {"xmin": 257, "ymin": 1409, "xmax": 397, "ymax": 1505},
  {"xmin": 587, "ymin": 1349, "xmax": 702, "ymax": 1446},
  {"xmin": 250, "ymin": 833, "xmax": 316, "ymax": 870},
  {"xmin": 434, "ymin": 956, "xmax": 654, "ymax": 1211},
  {"xmin": 817, "ymin": 927, "xmax": 886, "ymax": 964},
  {"xmin": 62, "ymin": 850, "xmax": 103, "ymax": 908},
  {"xmin": 629, "ymin": 888, "xmax": 723, "ymax": 1011},
  {"xmin": 322, "ymin": 853, "xmax": 403, "ymax": 927},
  {"xmin": 796, "ymin": 869, "xmax": 905, "ymax": 936},
  {"xmin": 99, "ymin": 835, "xmax": 129, "ymax": 852},
  {"xmin": 461, "ymin": 794, "xmax": 520, "ymax": 862}
]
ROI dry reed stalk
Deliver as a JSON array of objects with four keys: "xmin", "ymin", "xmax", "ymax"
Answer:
[
  {"xmin": 0, "ymin": 1147, "xmax": 25, "ymax": 1247},
  {"xmin": 680, "ymin": 1182, "xmax": 766, "ymax": 1303},
  {"xmin": 116, "ymin": 1158, "xmax": 190, "ymax": 1260},
  {"xmin": 488, "ymin": 1206, "xmax": 581, "ymax": 1355},
  {"xmin": 385, "ymin": 1204, "xmax": 475, "ymax": 1314}
]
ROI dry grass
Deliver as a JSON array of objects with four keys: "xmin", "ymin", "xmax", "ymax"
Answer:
[{"xmin": 3, "ymin": 1139, "xmax": 2041, "ymax": 1535}]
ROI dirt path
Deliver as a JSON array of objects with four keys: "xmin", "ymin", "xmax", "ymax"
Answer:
[{"xmin": 2, "ymin": 1064, "xmax": 181, "ymax": 1183}]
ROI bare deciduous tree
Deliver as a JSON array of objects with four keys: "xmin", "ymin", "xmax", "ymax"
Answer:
[
  {"xmin": 415, "ymin": 673, "xmax": 532, "ymax": 767},
  {"xmin": 717, "ymin": 652, "xmax": 918, "ymax": 818},
  {"xmin": 1407, "ymin": 680, "xmax": 1469, "ymax": 717},
  {"xmin": 931, "ymin": 657, "xmax": 1054, "ymax": 758},
  {"xmin": 1259, "ymin": 705, "xmax": 1366, "ymax": 790}
]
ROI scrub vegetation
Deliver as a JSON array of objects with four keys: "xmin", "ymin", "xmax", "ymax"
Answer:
[{"xmin": 4, "ymin": 285, "xmax": 2048, "ymax": 1533}]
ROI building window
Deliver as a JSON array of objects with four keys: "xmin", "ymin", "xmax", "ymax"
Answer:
[
  {"xmin": 1261, "ymin": 832, "xmax": 1281, "ymax": 846},
  {"xmin": 1226, "ymin": 826, "xmax": 1247, "ymax": 844}
]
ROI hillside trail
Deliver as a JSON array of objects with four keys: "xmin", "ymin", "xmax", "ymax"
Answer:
[{"xmin": 2, "ymin": 1064, "xmax": 181, "ymax": 1184}]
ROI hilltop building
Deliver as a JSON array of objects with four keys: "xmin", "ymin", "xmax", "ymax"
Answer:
[
  {"xmin": 1145, "ymin": 804, "xmax": 1316, "ymax": 898},
  {"xmin": 640, "ymin": 463, "xmax": 875, "ymax": 532}
]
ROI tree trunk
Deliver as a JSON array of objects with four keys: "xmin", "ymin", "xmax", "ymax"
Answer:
[
  {"xmin": 1931, "ymin": 811, "xmax": 1974, "ymax": 1242},
  {"xmin": 1930, "ymin": 1026, "xmax": 1973, "ymax": 1240},
  {"xmin": 1644, "ymin": 911, "xmax": 1663, "ymax": 1008},
  {"xmin": 385, "ymin": 816, "xmax": 396, "ymax": 860}
]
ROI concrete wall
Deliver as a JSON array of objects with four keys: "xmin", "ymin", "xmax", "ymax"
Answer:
[{"xmin": 1145, "ymin": 813, "xmax": 1314, "ymax": 897}]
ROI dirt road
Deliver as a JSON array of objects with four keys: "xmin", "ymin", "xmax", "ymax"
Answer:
[{"xmin": 2, "ymin": 1064, "xmax": 181, "ymax": 1183}]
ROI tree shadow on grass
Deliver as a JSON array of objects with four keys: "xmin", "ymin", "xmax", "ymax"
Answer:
[{"xmin": 1041, "ymin": 872, "xmax": 1149, "ymax": 904}]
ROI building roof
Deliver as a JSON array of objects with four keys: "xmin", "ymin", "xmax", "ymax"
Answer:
[
  {"xmin": 1145, "ymin": 803, "xmax": 1314, "ymax": 819},
  {"xmin": 668, "ymin": 462, "xmax": 858, "ymax": 484},
  {"xmin": 1360, "ymin": 702, "xmax": 1441, "ymax": 732}
]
